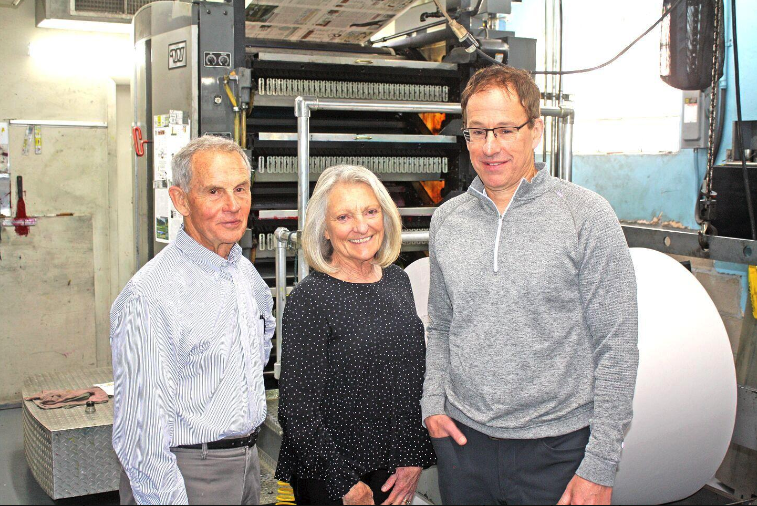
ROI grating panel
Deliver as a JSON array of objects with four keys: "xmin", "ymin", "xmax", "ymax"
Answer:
[
  {"xmin": 71, "ymin": 0, "xmax": 157, "ymax": 16},
  {"xmin": 257, "ymin": 156, "xmax": 448, "ymax": 175},
  {"xmin": 73, "ymin": 0, "xmax": 127, "ymax": 15},
  {"xmin": 127, "ymin": 0, "xmax": 152, "ymax": 15},
  {"xmin": 258, "ymin": 78, "xmax": 449, "ymax": 103}
]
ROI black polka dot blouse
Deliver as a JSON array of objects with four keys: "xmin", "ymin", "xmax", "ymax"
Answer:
[{"xmin": 274, "ymin": 265, "xmax": 436, "ymax": 501}]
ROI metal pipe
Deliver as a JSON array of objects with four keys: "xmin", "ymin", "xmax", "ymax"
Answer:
[
  {"xmin": 293, "ymin": 96, "xmax": 573, "ymax": 271},
  {"xmin": 272, "ymin": 227, "xmax": 429, "ymax": 379},
  {"xmin": 302, "ymin": 96, "xmax": 463, "ymax": 115},
  {"xmin": 294, "ymin": 96, "xmax": 464, "ymax": 284},
  {"xmin": 274, "ymin": 227, "xmax": 295, "ymax": 380},
  {"xmin": 296, "ymin": 102, "xmax": 311, "ymax": 283},
  {"xmin": 550, "ymin": 117, "xmax": 559, "ymax": 177},
  {"xmin": 560, "ymin": 113, "xmax": 574, "ymax": 182},
  {"xmin": 541, "ymin": 106, "xmax": 572, "ymax": 118},
  {"xmin": 401, "ymin": 230, "xmax": 430, "ymax": 244}
]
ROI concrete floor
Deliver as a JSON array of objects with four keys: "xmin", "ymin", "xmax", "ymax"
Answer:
[
  {"xmin": 1, "ymin": 405, "xmax": 750, "ymax": 506},
  {"xmin": 0, "ymin": 407, "xmax": 278, "ymax": 505}
]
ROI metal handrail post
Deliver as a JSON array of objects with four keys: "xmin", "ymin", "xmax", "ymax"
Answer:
[
  {"xmin": 273, "ymin": 228, "xmax": 427, "ymax": 380},
  {"xmin": 274, "ymin": 227, "xmax": 295, "ymax": 380},
  {"xmin": 560, "ymin": 111, "xmax": 575, "ymax": 182},
  {"xmin": 296, "ymin": 98, "xmax": 312, "ymax": 283},
  {"xmin": 294, "ymin": 96, "xmax": 463, "ymax": 284}
]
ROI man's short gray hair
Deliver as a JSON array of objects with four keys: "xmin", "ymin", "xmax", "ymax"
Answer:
[{"xmin": 171, "ymin": 135, "xmax": 251, "ymax": 192}]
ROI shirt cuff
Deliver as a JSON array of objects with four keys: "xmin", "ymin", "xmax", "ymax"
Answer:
[
  {"xmin": 420, "ymin": 395, "xmax": 446, "ymax": 427},
  {"xmin": 575, "ymin": 452, "xmax": 618, "ymax": 488}
]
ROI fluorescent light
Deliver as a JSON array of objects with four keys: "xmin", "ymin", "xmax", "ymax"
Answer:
[
  {"xmin": 37, "ymin": 18, "xmax": 132, "ymax": 34},
  {"xmin": 28, "ymin": 34, "xmax": 134, "ymax": 81}
]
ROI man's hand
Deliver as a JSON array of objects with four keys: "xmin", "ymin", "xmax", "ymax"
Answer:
[
  {"xmin": 424, "ymin": 415, "xmax": 467, "ymax": 445},
  {"xmin": 343, "ymin": 481, "xmax": 374, "ymax": 505},
  {"xmin": 380, "ymin": 467, "xmax": 422, "ymax": 505},
  {"xmin": 557, "ymin": 475, "xmax": 612, "ymax": 505}
]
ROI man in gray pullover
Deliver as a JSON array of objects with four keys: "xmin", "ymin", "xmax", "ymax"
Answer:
[{"xmin": 422, "ymin": 65, "xmax": 638, "ymax": 505}]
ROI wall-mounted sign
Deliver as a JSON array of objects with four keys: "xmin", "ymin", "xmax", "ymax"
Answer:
[{"xmin": 168, "ymin": 41, "xmax": 188, "ymax": 70}]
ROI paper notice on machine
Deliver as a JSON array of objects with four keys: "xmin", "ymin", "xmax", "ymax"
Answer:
[
  {"xmin": 245, "ymin": 0, "xmax": 416, "ymax": 44},
  {"xmin": 153, "ymin": 113, "xmax": 191, "ymax": 244}
]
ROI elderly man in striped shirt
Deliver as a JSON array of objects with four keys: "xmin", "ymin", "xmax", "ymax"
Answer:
[{"xmin": 110, "ymin": 135, "xmax": 274, "ymax": 505}]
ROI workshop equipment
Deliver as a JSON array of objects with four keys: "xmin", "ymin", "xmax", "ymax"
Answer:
[{"xmin": 130, "ymin": 0, "xmax": 540, "ymax": 285}]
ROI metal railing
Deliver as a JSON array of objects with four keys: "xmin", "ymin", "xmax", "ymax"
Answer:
[
  {"xmin": 293, "ymin": 96, "xmax": 575, "ymax": 282},
  {"xmin": 273, "ymin": 228, "xmax": 430, "ymax": 379},
  {"xmin": 272, "ymin": 96, "xmax": 575, "ymax": 379}
]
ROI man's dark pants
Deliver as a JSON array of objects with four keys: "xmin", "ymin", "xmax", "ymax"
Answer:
[{"xmin": 433, "ymin": 422, "xmax": 590, "ymax": 505}]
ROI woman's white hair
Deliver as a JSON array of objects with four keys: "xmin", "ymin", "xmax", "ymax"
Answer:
[
  {"xmin": 302, "ymin": 165, "xmax": 402, "ymax": 274},
  {"xmin": 172, "ymin": 135, "xmax": 251, "ymax": 192}
]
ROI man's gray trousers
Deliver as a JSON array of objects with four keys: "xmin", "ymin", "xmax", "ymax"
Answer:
[
  {"xmin": 119, "ymin": 445, "xmax": 261, "ymax": 505},
  {"xmin": 433, "ymin": 422, "xmax": 589, "ymax": 505}
]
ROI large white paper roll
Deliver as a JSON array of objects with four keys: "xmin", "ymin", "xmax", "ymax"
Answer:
[
  {"xmin": 612, "ymin": 248, "xmax": 737, "ymax": 504},
  {"xmin": 405, "ymin": 257, "xmax": 431, "ymax": 332},
  {"xmin": 405, "ymin": 248, "xmax": 738, "ymax": 504}
]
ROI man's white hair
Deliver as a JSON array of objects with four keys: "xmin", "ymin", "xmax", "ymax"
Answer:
[{"xmin": 171, "ymin": 135, "xmax": 251, "ymax": 192}]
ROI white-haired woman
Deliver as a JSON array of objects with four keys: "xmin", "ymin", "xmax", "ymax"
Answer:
[{"xmin": 275, "ymin": 166, "xmax": 435, "ymax": 505}]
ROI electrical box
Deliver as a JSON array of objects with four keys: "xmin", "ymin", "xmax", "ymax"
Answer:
[{"xmin": 681, "ymin": 90, "xmax": 709, "ymax": 149}]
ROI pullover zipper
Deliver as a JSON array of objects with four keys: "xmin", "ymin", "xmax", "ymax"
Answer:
[
  {"xmin": 471, "ymin": 180, "xmax": 523, "ymax": 273},
  {"xmin": 493, "ymin": 214, "xmax": 505, "ymax": 273}
]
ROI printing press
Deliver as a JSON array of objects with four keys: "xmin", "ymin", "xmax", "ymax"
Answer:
[{"xmin": 131, "ymin": 0, "xmax": 538, "ymax": 286}]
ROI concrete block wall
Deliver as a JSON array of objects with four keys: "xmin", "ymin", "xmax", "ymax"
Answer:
[{"xmin": 0, "ymin": 1, "xmax": 135, "ymax": 404}]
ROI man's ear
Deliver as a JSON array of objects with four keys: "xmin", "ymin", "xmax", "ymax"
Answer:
[
  {"xmin": 169, "ymin": 186, "xmax": 191, "ymax": 217},
  {"xmin": 531, "ymin": 118, "xmax": 545, "ymax": 150}
]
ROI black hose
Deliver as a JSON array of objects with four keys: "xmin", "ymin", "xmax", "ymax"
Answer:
[
  {"xmin": 730, "ymin": 0, "xmax": 756, "ymax": 240},
  {"xmin": 473, "ymin": 0, "xmax": 485, "ymax": 16},
  {"xmin": 532, "ymin": 0, "xmax": 686, "ymax": 75}
]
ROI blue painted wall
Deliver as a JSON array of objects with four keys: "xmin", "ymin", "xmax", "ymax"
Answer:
[
  {"xmin": 577, "ymin": 0, "xmax": 756, "ymax": 229},
  {"xmin": 572, "ymin": 151, "xmax": 702, "ymax": 227}
]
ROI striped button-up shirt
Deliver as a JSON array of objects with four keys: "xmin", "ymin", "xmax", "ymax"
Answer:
[{"xmin": 110, "ymin": 227, "xmax": 274, "ymax": 505}]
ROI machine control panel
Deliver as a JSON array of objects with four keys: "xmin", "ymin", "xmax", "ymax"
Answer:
[{"xmin": 204, "ymin": 51, "xmax": 231, "ymax": 68}]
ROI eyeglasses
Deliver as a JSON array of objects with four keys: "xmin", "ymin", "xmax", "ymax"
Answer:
[{"xmin": 462, "ymin": 119, "xmax": 531, "ymax": 143}]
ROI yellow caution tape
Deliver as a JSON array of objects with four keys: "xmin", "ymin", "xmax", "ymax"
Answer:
[
  {"xmin": 749, "ymin": 266, "xmax": 757, "ymax": 319},
  {"xmin": 276, "ymin": 481, "xmax": 295, "ymax": 505}
]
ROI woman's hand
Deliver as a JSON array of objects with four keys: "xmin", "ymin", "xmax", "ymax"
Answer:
[
  {"xmin": 343, "ymin": 481, "xmax": 374, "ymax": 505},
  {"xmin": 380, "ymin": 467, "xmax": 422, "ymax": 505}
]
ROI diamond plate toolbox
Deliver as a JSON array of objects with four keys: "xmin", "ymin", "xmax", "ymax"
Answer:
[{"xmin": 22, "ymin": 367, "xmax": 120, "ymax": 500}]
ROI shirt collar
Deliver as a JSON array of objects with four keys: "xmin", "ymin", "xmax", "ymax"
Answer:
[
  {"xmin": 469, "ymin": 162, "xmax": 551, "ymax": 206},
  {"xmin": 175, "ymin": 225, "xmax": 242, "ymax": 272}
]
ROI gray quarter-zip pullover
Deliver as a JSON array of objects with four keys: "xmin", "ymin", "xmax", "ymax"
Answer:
[{"xmin": 421, "ymin": 163, "xmax": 639, "ymax": 487}]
